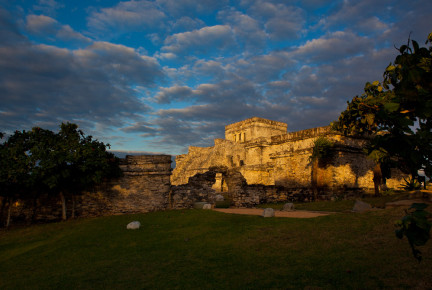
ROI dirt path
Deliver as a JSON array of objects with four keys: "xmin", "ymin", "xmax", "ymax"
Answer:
[{"xmin": 213, "ymin": 208, "xmax": 332, "ymax": 218}]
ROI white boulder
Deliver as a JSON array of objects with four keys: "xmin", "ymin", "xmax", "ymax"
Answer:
[
  {"xmin": 127, "ymin": 221, "xmax": 141, "ymax": 230},
  {"xmin": 203, "ymin": 203, "xmax": 212, "ymax": 209}
]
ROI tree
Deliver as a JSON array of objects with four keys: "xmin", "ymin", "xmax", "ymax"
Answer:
[
  {"xmin": 0, "ymin": 131, "xmax": 34, "ymax": 227},
  {"xmin": 1, "ymin": 123, "xmax": 121, "ymax": 226},
  {"xmin": 332, "ymin": 32, "xmax": 432, "ymax": 195},
  {"xmin": 29, "ymin": 123, "xmax": 121, "ymax": 221}
]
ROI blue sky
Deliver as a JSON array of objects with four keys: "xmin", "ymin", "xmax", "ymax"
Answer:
[{"xmin": 1, "ymin": 0, "xmax": 431, "ymax": 155}]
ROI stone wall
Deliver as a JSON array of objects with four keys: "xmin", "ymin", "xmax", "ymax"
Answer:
[
  {"xmin": 77, "ymin": 155, "xmax": 172, "ymax": 216},
  {"xmin": 3, "ymin": 155, "xmax": 172, "ymax": 224}
]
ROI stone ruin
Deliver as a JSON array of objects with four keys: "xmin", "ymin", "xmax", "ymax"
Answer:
[
  {"xmin": 172, "ymin": 117, "xmax": 405, "ymax": 194},
  {"xmin": 3, "ymin": 117, "xmax": 408, "ymax": 223}
]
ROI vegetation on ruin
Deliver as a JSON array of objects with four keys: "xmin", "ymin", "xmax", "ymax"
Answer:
[
  {"xmin": 1, "ymin": 204, "xmax": 431, "ymax": 289},
  {"xmin": 309, "ymin": 136, "xmax": 334, "ymax": 163},
  {"xmin": 0, "ymin": 123, "xmax": 121, "ymax": 227}
]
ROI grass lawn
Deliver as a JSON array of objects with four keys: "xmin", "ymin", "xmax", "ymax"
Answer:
[{"xmin": 1, "ymin": 198, "xmax": 431, "ymax": 289}]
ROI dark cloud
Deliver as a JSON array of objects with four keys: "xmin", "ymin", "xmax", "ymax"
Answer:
[
  {"xmin": 155, "ymin": 86, "xmax": 195, "ymax": 104},
  {"xmin": 0, "ymin": 9, "xmax": 27, "ymax": 46},
  {"xmin": 120, "ymin": 121, "xmax": 158, "ymax": 134},
  {"xmin": 0, "ymin": 12, "xmax": 164, "ymax": 135},
  {"xmin": 26, "ymin": 14, "xmax": 91, "ymax": 44}
]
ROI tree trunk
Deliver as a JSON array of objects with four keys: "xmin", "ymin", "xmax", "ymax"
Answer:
[
  {"xmin": 6, "ymin": 198, "xmax": 12, "ymax": 228},
  {"xmin": 372, "ymin": 163, "xmax": 382, "ymax": 197},
  {"xmin": 31, "ymin": 195, "xmax": 38, "ymax": 223},
  {"xmin": 60, "ymin": 192, "xmax": 67, "ymax": 221},
  {"xmin": 71, "ymin": 192, "xmax": 75, "ymax": 219},
  {"xmin": 0, "ymin": 197, "xmax": 5, "ymax": 225}
]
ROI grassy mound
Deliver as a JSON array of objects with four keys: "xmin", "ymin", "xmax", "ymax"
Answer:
[{"xmin": 1, "ymin": 205, "xmax": 431, "ymax": 289}]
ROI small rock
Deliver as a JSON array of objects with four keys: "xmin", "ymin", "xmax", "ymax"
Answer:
[
  {"xmin": 262, "ymin": 208, "xmax": 275, "ymax": 217},
  {"xmin": 203, "ymin": 203, "xmax": 212, "ymax": 209},
  {"xmin": 352, "ymin": 200, "xmax": 372, "ymax": 213},
  {"xmin": 215, "ymin": 194, "xmax": 225, "ymax": 201},
  {"xmin": 282, "ymin": 203, "xmax": 295, "ymax": 211},
  {"xmin": 127, "ymin": 221, "xmax": 140, "ymax": 230}
]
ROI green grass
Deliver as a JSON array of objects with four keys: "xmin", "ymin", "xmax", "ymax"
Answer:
[{"xmin": 1, "ymin": 206, "xmax": 431, "ymax": 289}]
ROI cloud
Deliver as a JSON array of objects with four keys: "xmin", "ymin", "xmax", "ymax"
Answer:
[
  {"xmin": 171, "ymin": 16, "xmax": 205, "ymax": 33},
  {"xmin": 0, "ymin": 9, "xmax": 27, "ymax": 46},
  {"xmin": 120, "ymin": 121, "xmax": 158, "ymax": 134},
  {"xmin": 230, "ymin": 51, "xmax": 294, "ymax": 82},
  {"xmin": 156, "ymin": 0, "xmax": 230, "ymax": 18},
  {"xmin": 74, "ymin": 41, "xmax": 163, "ymax": 85},
  {"xmin": 26, "ymin": 14, "xmax": 91, "ymax": 44},
  {"xmin": 32, "ymin": 0, "xmax": 64, "ymax": 16},
  {"xmin": 3, "ymin": 0, "xmax": 432, "ymax": 155},
  {"xmin": 292, "ymin": 31, "xmax": 373, "ymax": 63},
  {"xmin": 218, "ymin": 9, "xmax": 267, "ymax": 50},
  {"xmin": 87, "ymin": 0, "xmax": 167, "ymax": 37},
  {"xmin": 192, "ymin": 59, "xmax": 228, "ymax": 81},
  {"xmin": 248, "ymin": 1, "xmax": 305, "ymax": 40},
  {"xmin": 162, "ymin": 25, "xmax": 236, "ymax": 56},
  {"xmin": 0, "ymin": 14, "xmax": 165, "ymax": 135},
  {"xmin": 155, "ymin": 86, "xmax": 195, "ymax": 104}
]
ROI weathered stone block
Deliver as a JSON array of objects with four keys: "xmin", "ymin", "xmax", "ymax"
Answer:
[
  {"xmin": 282, "ymin": 203, "xmax": 295, "ymax": 211},
  {"xmin": 203, "ymin": 203, "xmax": 212, "ymax": 209},
  {"xmin": 352, "ymin": 200, "xmax": 372, "ymax": 213},
  {"xmin": 262, "ymin": 208, "xmax": 275, "ymax": 217}
]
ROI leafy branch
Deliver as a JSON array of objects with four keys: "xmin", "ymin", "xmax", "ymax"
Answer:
[{"xmin": 395, "ymin": 203, "xmax": 432, "ymax": 262}]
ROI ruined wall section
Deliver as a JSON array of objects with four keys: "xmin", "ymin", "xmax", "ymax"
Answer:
[
  {"xmin": 78, "ymin": 155, "xmax": 172, "ymax": 216},
  {"xmin": 171, "ymin": 139, "xmax": 247, "ymax": 185},
  {"xmin": 241, "ymin": 126, "xmax": 335, "ymax": 186},
  {"xmin": 7, "ymin": 155, "xmax": 172, "ymax": 223}
]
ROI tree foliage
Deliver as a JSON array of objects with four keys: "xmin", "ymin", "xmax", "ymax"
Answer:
[
  {"xmin": 0, "ymin": 123, "xmax": 121, "ymax": 226},
  {"xmin": 395, "ymin": 203, "xmax": 432, "ymax": 262},
  {"xmin": 332, "ymin": 32, "xmax": 432, "ymax": 178}
]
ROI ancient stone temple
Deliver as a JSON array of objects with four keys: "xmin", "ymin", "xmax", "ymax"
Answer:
[{"xmin": 171, "ymin": 117, "xmax": 405, "ymax": 194}]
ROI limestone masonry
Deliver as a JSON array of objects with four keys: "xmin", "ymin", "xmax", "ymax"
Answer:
[{"xmin": 172, "ymin": 117, "xmax": 405, "ymax": 191}]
